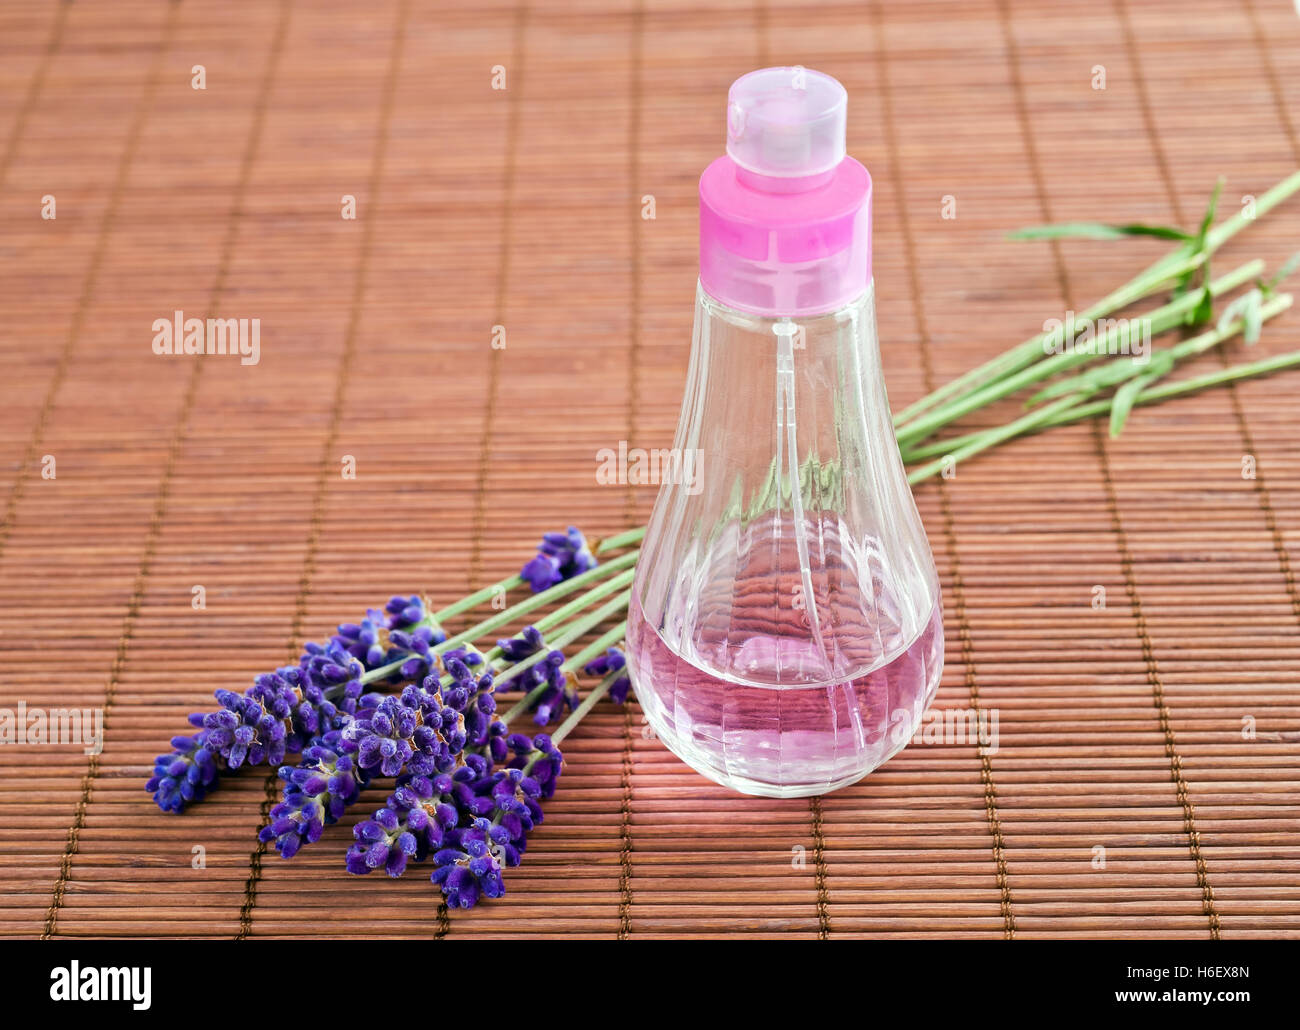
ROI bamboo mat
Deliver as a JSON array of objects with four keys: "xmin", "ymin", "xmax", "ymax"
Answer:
[{"xmin": 0, "ymin": 0, "xmax": 1297, "ymax": 940}]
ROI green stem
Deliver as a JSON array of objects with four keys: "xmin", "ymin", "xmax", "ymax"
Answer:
[
  {"xmin": 894, "ymin": 260, "xmax": 1263, "ymax": 449},
  {"xmin": 492, "ymin": 589, "xmax": 631, "ymax": 691},
  {"xmin": 531, "ymin": 568, "xmax": 635, "ymax": 637},
  {"xmin": 900, "ymin": 293, "xmax": 1291, "ymax": 464},
  {"xmin": 1019, "ymin": 292, "xmax": 1293, "ymax": 408},
  {"xmin": 594, "ymin": 526, "xmax": 647, "ymax": 554},
  {"xmin": 436, "ymin": 526, "xmax": 641, "ymax": 621},
  {"xmin": 500, "ymin": 623, "xmax": 627, "ymax": 723},
  {"xmin": 904, "ymin": 394, "xmax": 1083, "ymax": 484},
  {"xmin": 472, "ymin": 568, "xmax": 636, "ymax": 671},
  {"xmin": 437, "ymin": 549, "xmax": 638, "ymax": 652},
  {"xmin": 904, "ymin": 348, "xmax": 1300, "ymax": 484},
  {"xmin": 890, "ymin": 250, "xmax": 1196, "ymax": 427},
  {"xmin": 432, "ymin": 576, "xmax": 524, "ymax": 623},
  {"xmin": 1036, "ymin": 349, "xmax": 1300, "ymax": 429},
  {"xmin": 549, "ymin": 672, "xmax": 617, "ymax": 747},
  {"xmin": 891, "ymin": 170, "xmax": 1300, "ymax": 428},
  {"xmin": 1205, "ymin": 169, "xmax": 1300, "ymax": 251}
]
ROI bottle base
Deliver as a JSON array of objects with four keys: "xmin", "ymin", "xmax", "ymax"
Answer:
[{"xmin": 628, "ymin": 661, "xmax": 942, "ymax": 799}]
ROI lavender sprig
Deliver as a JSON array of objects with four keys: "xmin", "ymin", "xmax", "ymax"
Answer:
[
  {"xmin": 146, "ymin": 597, "xmax": 446, "ymax": 814},
  {"xmin": 259, "ymin": 729, "xmax": 366, "ymax": 858},
  {"xmin": 584, "ymin": 647, "xmax": 632, "ymax": 704},
  {"xmin": 148, "ymin": 526, "xmax": 638, "ymax": 913},
  {"xmin": 521, "ymin": 526, "xmax": 597, "ymax": 592}
]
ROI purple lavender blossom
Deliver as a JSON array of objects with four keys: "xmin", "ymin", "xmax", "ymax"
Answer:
[
  {"xmin": 432, "ymin": 821, "xmax": 506, "ymax": 908},
  {"xmin": 425, "ymin": 733, "xmax": 565, "ymax": 907},
  {"xmin": 146, "ymin": 732, "xmax": 220, "ymax": 813},
  {"xmin": 259, "ymin": 730, "xmax": 367, "ymax": 858},
  {"xmin": 496, "ymin": 626, "xmax": 577, "ymax": 725},
  {"xmin": 332, "ymin": 609, "xmax": 390, "ymax": 668},
  {"xmin": 520, "ymin": 526, "xmax": 597, "ymax": 593},
  {"xmin": 584, "ymin": 647, "xmax": 633, "ymax": 704},
  {"xmin": 345, "ymin": 773, "xmax": 457, "ymax": 877},
  {"xmin": 147, "ymin": 599, "xmax": 440, "ymax": 814},
  {"xmin": 196, "ymin": 688, "xmax": 290, "ymax": 770}
]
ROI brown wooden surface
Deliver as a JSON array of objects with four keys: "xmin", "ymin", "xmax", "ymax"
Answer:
[{"xmin": 1, "ymin": 0, "xmax": 1298, "ymax": 939}]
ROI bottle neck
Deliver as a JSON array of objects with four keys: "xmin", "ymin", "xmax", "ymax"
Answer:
[{"xmin": 733, "ymin": 166, "xmax": 836, "ymax": 193}]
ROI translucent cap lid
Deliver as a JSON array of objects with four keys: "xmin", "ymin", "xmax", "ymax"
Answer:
[{"xmin": 726, "ymin": 66, "xmax": 847, "ymax": 179}]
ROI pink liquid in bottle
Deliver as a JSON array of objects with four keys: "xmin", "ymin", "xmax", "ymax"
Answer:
[{"xmin": 627, "ymin": 517, "xmax": 943, "ymax": 797}]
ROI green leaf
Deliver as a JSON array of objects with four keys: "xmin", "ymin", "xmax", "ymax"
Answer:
[
  {"xmin": 1186, "ymin": 283, "xmax": 1215, "ymax": 327},
  {"xmin": 1262, "ymin": 250, "xmax": 1300, "ymax": 295},
  {"xmin": 1175, "ymin": 180, "xmax": 1225, "ymax": 299},
  {"xmin": 1217, "ymin": 288, "xmax": 1264, "ymax": 344},
  {"xmin": 1008, "ymin": 222, "xmax": 1193, "ymax": 242},
  {"xmin": 1143, "ymin": 349, "xmax": 1178, "ymax": 379},
  {"xmin": 1194, "ymin": 179, "xmax": 1224, "ymax": 250},
  {"xmin": 1109, "ymin": 370, "xmax": 1164, "ymax": 438},
  {"xmin": 1029, "ymin": 349, "xmax": 1175, "ymax": 406}
]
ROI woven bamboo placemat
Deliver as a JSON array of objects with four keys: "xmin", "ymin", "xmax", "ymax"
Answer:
[{"xmin": 1, "ymin": 0, "xmax": 1297, "ymax": 940}]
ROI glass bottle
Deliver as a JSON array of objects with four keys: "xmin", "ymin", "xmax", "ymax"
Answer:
[{"xmin": 625, "ymin": 67, "xmax": 944, "ymax": 798}]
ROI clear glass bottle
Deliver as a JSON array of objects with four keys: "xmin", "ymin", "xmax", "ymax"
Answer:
[{"xmin": 625, "ymin": 68, "xmax": 943, "ymax": 798}]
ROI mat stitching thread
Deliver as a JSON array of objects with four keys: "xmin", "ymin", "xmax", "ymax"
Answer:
[
  {"xmin": 999, "ymin": 0, "xmax": 1218, "ymax": 939},
  {"xmin": 873, "ymin": 1, "xmax": 1016, "ymax": 939},
  {"xmin": 1239, "ymin": 0, "xmax": 1300, "ymax": 709},
  {"xmin": 1244, "ymin": 0, "xmax": 1300, "ymax": 160},
  {"xmin": 39, "ymin": 1, "xmax": 187, "ymax": 941},
  {"xmin": 238, "ymin": 0, "xmax": 409, "ymax": 940},
  {"xmin": 809, "ymin": 796, "xmax": 832, "ymax": 939},
  {"xmin": 444, "ymin": 0, "xmax": 527, "ymax": 940},
  {"xmin": 617, "ymin": 704, "xmax": 635, "ymax": 939},
  {"xmin": 0, "ymin": 0, "xmax": 70, "ymax": 188},
  {"xmin": 615, "ymin": 0, "xmax": 644, "ymax": 941}
]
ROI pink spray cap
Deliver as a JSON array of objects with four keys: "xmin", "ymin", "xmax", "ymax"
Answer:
[{"xmin": 699, "ymin": 67, "xmax": 872, "ymax": 317}]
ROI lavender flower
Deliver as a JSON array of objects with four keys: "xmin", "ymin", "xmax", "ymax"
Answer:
[
  {"xmin": 146, "ymin": 732, "xmax": 220, "ymax": 813},
  {"xmin": 324, "ymin": 597, "xmax": 446, "ymax": 695},
  {"xmin": 432, "ymin": 821, "xmax": 506, "ymax": 908},
  {"xmin": 345, "ymin": 684, "xmax": 465, "ymax": 779},
  {"xmin": 341, "ymin": 660, "xmax": 564, "ymax": 908},
  {"xmin": 259, "ymin": 730, "xmax": 366, "ymax": 858},
  {"xmin": 584, "ymin": 647, "xmax": 633, "ymax": 704},
  {"xmin": 331, "ymin": 609, "xmax": 390, "ymax": 667},
  {"xmin": 147, "ymin": 605, "xmax": 433, "ymax": 814},
  {"xmin": 425, "ymin": 733, "xmax": 565, "ymax": 908},
  {"xmin": 193, "ymin": 688, "xmax": 289, "ymax": 770},
  {"xmin": 300, "ymin": 640, "xmax": 365, "ymax": 700},
  {"xmin": 497, "ymin": 626, "xmax": 576, "ymax": 725},
  {"xmin": 384, "ymin": 594, "xmax": 429, "ymax": 630},
  {"xmin": 386, "ymin": 625, "xmax": 442, "ymax": 682},
  {"xmin": 498, "ymin": 731, "xmax": 564, "ymax": 806},
  {"xmin": 345, "ymin": 773, "xmax": 457, "ymax": 877},
  {"xmin": 520, "ymin": 526, "xmax": 597, "ymax": 592},
  {"xmin": 150, "ymin": 567, "xmax": 587, "ymax": 912},
  {"xmin": 440, "ymin": 650, "xmax": 506, "ymax": 756}
]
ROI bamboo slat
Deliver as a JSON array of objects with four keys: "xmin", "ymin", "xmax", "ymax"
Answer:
[{"xmin": 0, "ymin": 0, "xmax": 1297, "ymax": 939}]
